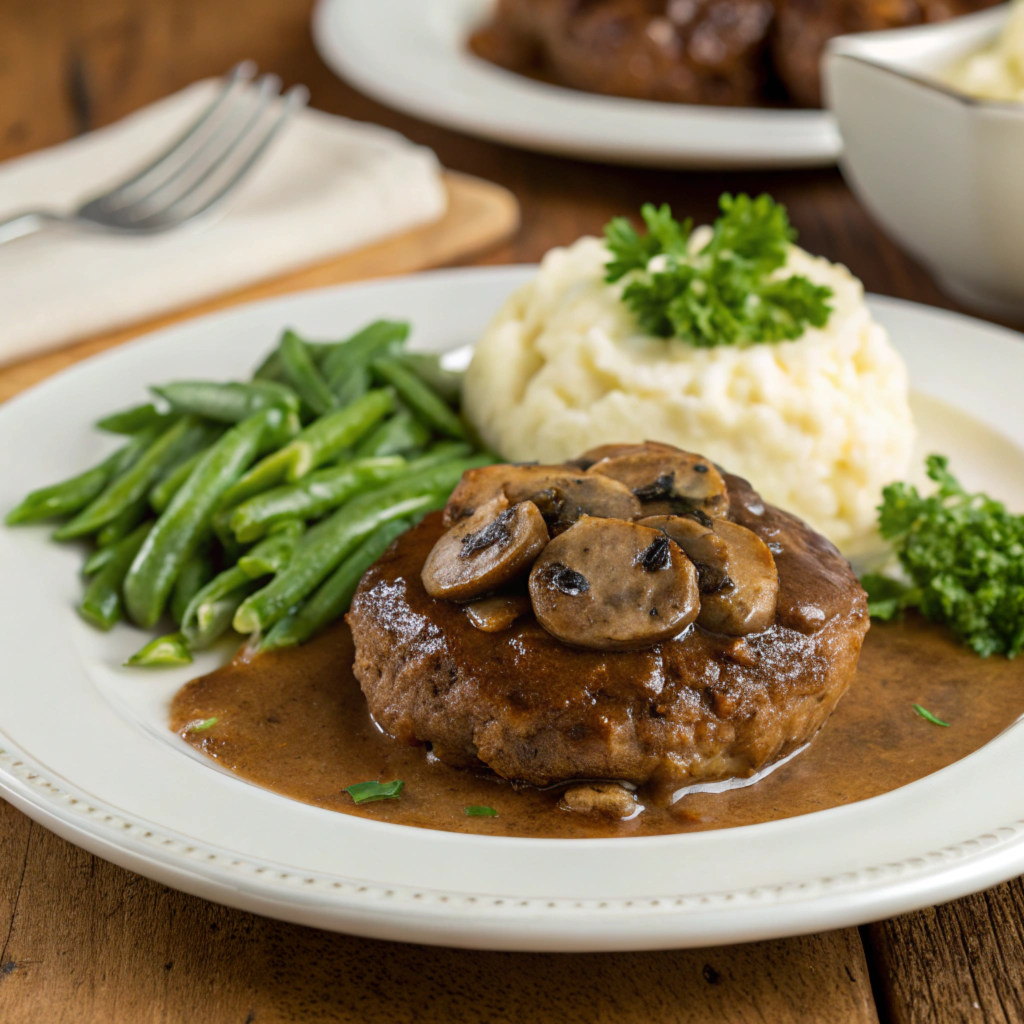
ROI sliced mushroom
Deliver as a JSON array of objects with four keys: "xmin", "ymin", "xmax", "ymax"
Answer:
[
  {"xmin": 422, "ymin": 495, "xmax": 549, "ymax": 602},
  {"xmin": 444, "ymin": 464, "xmax": 640, "ymax": 533},
  {"xmin": 576, "ymin": 441, "xmax": 680, "ymax": 465},
  {"xmin": 559, "ymin": 782, "xmax": 638, "ymax": 819},
  {"xmin": 464, "ymin": 593, "xmax": 533, "ymax": 633},
  {"xmin": 529, "ymin": 516, "xmax": 699, "ymax": 650},
  {"xmin": 639, "ymin": 515, "xmax": 779, "ymax": 636},
  {"xmin": 587, "ymin": 443, "xmax": 729, "ymax": 518}
]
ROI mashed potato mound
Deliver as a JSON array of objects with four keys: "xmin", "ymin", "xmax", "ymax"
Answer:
[{"xmin": 463, "ymin": 234, "xmax": 914, "ymax": 558}]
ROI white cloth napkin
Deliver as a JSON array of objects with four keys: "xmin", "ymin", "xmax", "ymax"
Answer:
[{"xmin": 0, "ymin": 80, "xmax": 448, "ymax": 366}]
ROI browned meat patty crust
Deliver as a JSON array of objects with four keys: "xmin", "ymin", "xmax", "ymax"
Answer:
[
  {"xmin": 470, "ymin": 0, "xmax": 777, "ymax": 107},
  {"xmin": 348, "ymin": 473, "xmax": 869, "ymax": 792},
  {"xmin": 469, "ymin": 0, "xmax": 1002, "ymax": 109}
]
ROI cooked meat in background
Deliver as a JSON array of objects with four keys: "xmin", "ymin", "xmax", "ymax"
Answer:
[
  {"xmin": 470, "ymin": 0, "xmax": 1002, "ymax": 107},
  {"xmin": 348, "ymin": 468, "xmax": 869, "ymax": 795},
  {"xmin": 471, "ymin": 0, "xmax": 777, "ymax": 106},
  {"xmin": 773, "ymin": 0, "xmax": 1004, "ymax": 107}
]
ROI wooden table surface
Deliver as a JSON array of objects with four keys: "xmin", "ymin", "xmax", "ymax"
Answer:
[{"xmin": 2, "ymin": 2, "xmax": 1024, "ymax": 1022}]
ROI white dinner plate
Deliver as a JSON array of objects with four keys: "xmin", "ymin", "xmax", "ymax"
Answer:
[
  {"xmin": 311, "ymin": 0, "xmax": 842, "ymax": 170},
  {"xmin": 2, "ymin": 267, "xmax": 1024, "ymax": 952}
]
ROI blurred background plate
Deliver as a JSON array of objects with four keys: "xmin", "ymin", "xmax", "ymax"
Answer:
[{"xmin": 312, "ymin": 0, "xmax": 842, "ymax": 170}]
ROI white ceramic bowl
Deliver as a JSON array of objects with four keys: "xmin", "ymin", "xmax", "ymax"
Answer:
[{"xmin": 824, "ymin": 7, "xmax": 1024, "ymax": 324}]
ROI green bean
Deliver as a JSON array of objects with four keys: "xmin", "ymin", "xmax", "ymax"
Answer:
[
  {"xmin": 236, "ymin": 491, "xmax": 444, "ymax": 635},
  {"xmin": 150, "ymin": 449, "xmax": 204, "ymax": 513},
  {"xmin": 83, "ymin": 545, "xmax": 117, "ymax": 576},
  {"xmin": 125, "ymin": 632, "xmax": 193, "ymax": 667},
  {"xmin": 371, "ymin": 357, "xmax": 466, "ymax": 439},
  {"xmin": 234, "ymin": 455, "xmax": 490, "ymax": 634},
  {"xmin": 96, "ymin": 495, "xmax": 150, "ymax": 548},
  {"xmin": 181, "ymin": 565, "xmax": 249, "ymax": 634},
  {"xmin": 405, "ymin": 441, "xmax": 476, "ymax": 472},
  {"xmin": 396, "ymin": 352, "xmax": 464, "ymax": 405},
  {"xmin": 353, "ymin": 408, "xmax": 431, "ymax": 458},
  {"xmin": 219, "ymin": 388, "xmax": 395, "ymax": 508},
  {"xmin": 171, "ymin": 550, "xmax": 214, "ymax": 626},
  {"xmin": 283, "ymin": 389, "xmax": 396, "ymax": 478},
  {"xmin": 182, "ymin": 584, "xmax": 253, "ymax": 651},
  {"xmin": 236, "ymin": 519, "xmax": 305, "ymax": 577},
  {"xmin": 123, "ymin": 407, "xmax": 285, "ymax": 629},
  {"xmin": 151, "ymin": 380, "xmax": 299, "ymax": 423},
  {"xmin": 252, "ymin": 348, "xmax": 284, "ymax": 382},
  {"xmin": 78, "ymin": 522, "xmax": 153, "ymax": 631},
  {"xmin": 8, "ymin": 465, "xmax": 110, "ymax": 526},
  {"xmin": 323, "ymin": 320, "xmax": 409, "ymax": 388},
  {"xmin": 228, "ymin": 456, "xmax": 406, "ymax": 542},
  {"xmin": 259, "ymin": 406, "xmax": 303, "ymax": 451},
  {"xmin": 261, "ymin": 518, "xmax": 412, "ymax": 650},
  {"xmin": 209, "ymin": 506, "xmax": 236, "ymax": 549},
  {"xmin": 55, "ymin": 418, "xmax": 207, "ymax": 540},
  {"xmin": 216, "ymin": 448, "xmax": 293, "ymax": 511},
  {"xmin": 278, "ymin": 331, "xmax": 336, "ymax": 417},
  {"xmin": 6, "ymin": 426, "xmax": 159, "ymax": 526},
  {"xmin": 180, "ymin": 526, "xmax": 303, "ymax": 635},
  {"xmin": 96, "ymin": 403, "xmax": 165, "ymax": 434},
  {"xmin": 332, "ymin": 364, "xmax": 371, "ymax": 407},
  {"xmin": 254, "ymin": 339, "xmax": 340, "ymax": 382}
]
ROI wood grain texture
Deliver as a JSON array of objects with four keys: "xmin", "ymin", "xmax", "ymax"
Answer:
[
  {"xmin": 863, "ymin": 882, "xmax": 1024, "ymax": 1024},
  {"xmin": 0, "ymin": 803, "xmax": 877, "ymax": 1024},
  {"xmin": 0, "ymin": 0, "xmax": 1021, "ymax": 1021}
]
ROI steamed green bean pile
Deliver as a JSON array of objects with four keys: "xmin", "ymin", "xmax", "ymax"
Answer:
[{"xmin": 6, "ymin": 320, "xmax": 492, "ymax": 666}]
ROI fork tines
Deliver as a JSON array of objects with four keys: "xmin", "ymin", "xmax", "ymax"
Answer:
[{"xmin": 81, "ymin": 63, "xmax": 309, "ymax": 233}]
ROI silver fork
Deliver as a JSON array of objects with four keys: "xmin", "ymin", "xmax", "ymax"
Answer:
[{"xmin": 0, "ymin": 63, "xmax": 309, "ymax": 245}]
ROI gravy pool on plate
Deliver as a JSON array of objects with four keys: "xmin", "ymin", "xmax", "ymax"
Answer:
[
  {"xmin": 171, "ymin": 443, "xmax": 1024, "ymax": 838},
  {"xmin": 171, "ymin": 614, "xmax": 1024, "ymax": 839}
]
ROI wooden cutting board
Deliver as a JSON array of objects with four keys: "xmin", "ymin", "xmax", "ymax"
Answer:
[{"xmin": 0, "ymin": 171, "xmax": 519, "ymax": 403}]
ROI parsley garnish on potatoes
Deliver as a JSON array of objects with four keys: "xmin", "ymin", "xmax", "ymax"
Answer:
[
  {"xmin": 603, "ymin": 194, "xmax": 834, "ymax": 347},
  {"xmin": 863, "ymin": 455, "xmax": 1024, "ymax": 658}
]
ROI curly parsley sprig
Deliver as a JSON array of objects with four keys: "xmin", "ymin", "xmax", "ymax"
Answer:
[
  {"xmin": 863, "ymin": 455, "xmax": 1024, "ymax": 658},
  {"xmin": 603, "ymin": 194, "xmax": 834, "ymax": 348}
]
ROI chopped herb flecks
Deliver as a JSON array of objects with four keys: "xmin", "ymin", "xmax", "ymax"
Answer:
[
  {"xmin": 603, "ymin": 195, "xmax": 833, "ymax": 348},
  {"xmin": 345, "ymin": 780, "xmax": 404, "ymax": 805},
  {"xmin": 863, "ymin": 454, "xmax": 1024, "ymax": 658},
  {"xmin": 465, "ymin": 805, "xmax": 498, "ymax": 817},
  {"xmin": 188, "ymin": 717, "xmax": 218, "ymax": 733},
  {"xmin": 913, "ymin": 704, "xmax": 951, "ymax": 728}
]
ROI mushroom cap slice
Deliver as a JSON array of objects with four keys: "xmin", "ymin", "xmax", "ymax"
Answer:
[
  {"xmin": 639, "ymin": 515, "xmax": 779, "ymax": 636},
  {"xmin": 529, "ymin": 516, "xmax": 699, "ymax": 650},
  {"xmin": 464, "ymin": 593, "xmax": 533, "ymax": 633},
  {"xmin": 575, "ymin": 441, "xmax": 679, "ymax": 467},
  {"xmin": 443, "ymin": 464, "xmax": 640, "ymax": 533},
  {"xmin": 422, "ymin": 495, "xmax": 549, "ymax": 602},
  {"xmin": 586, "ymin": 443, "xmax": 729, "ymax": 518},
  {"xmin": 559, "ymin": 782, "xmax": 638, "ymax": 818}
]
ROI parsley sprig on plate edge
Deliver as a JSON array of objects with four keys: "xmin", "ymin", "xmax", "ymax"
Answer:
[
  {"xmin": 863, "ymin": 455, "xmax": 1024, "ymax": 659},
  {"xmin": 603, "ymin": 194, "xmax": 834, "ymax": 348}
]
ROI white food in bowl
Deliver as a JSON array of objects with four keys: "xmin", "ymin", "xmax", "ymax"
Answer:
[
  {"xmin": 945, "ymin": 0, "xmax": 1024, "ymax": 103},
  {"xmin": 824, "ymin": 9, "xmax": 1024, "ymax": 323},
  {"xmin": 463, "ymin": 235, "xmax": 914, "ymax": 558}
]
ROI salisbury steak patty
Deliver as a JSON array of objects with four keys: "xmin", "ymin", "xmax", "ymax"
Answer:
[{"xmin": 348, "ymin": 472, "xmax": 868, "ymax": 792}]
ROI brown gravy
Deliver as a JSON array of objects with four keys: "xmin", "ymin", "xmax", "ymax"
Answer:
[{"xmin": 171, "ymin": 615, "xmax": 1024, "ymax": 838}]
